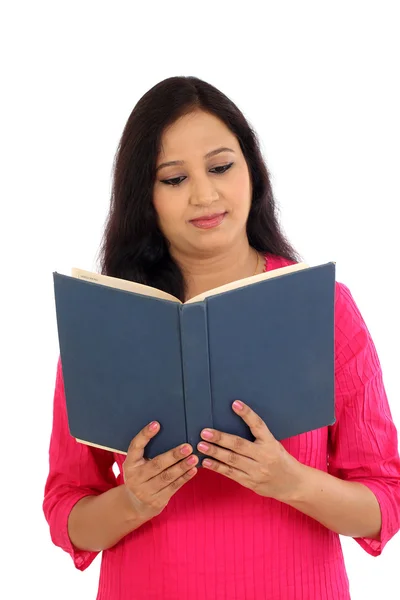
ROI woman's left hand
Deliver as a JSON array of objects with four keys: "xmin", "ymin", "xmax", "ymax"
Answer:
[{"xmin": 198, "ymin": 400, "xmax": 305, "ymax": 502}]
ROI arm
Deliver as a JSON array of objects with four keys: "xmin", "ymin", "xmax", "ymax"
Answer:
[
  {"xmin": 197, "ymin": 283, "xmax": 400, "ymax": 553},
  {"xmin": 287, "ymin": 283, "xmax": 400, "ymax": 552},
  {"xmin": 283, "ymin": 463, "xmax": 382, "ymax": 538},
  {"xmin": 44, "ymin": 358, "xmax": 198, "ymax": 562},
  {"xmin": 67, "ymin": 485, "xmax": 147, "ymax": 552},
  {"xmin": 43, "ymin": 358, "xmax": 119, "ymax": 569},
  {"xmin": 68, "ymin": 428, "xmax": 198, "ymax": 552}
]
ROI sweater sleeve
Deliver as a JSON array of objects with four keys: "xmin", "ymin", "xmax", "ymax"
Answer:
[
  {"xmin": 43, "ymin": 357, "xmax": 118, "ymax": 570},
  {"xmin": 328, "ymin": 283, "xmax": 400, "ymax": 556}
]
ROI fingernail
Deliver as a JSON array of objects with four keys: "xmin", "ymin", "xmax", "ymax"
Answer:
[
  {"xmin": 149, "ymin": 421, "xmax": 159, "ymax": 431},
  {"xmin": 203, "ymin": 459, "xmax": 212, "ymax": 467},
  {"xmin": 201, "ymin": 429, "xmax": 214, "ymax": 440},
  {"xmin": 180, "ymin": 444, "xmax": 191, "ymax": 455},
  {"xmin": 186, "ymin": 455, "xmax": 197, "ymax": 465},
  {"xmin": 198, "ymin": 442, "xmax": 210, "ymax": 453},
  {"xmin": 233, "ymin": 400, "xmax": 244, "ymax": 411}
]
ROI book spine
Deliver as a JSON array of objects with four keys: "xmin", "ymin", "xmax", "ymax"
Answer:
[{"xmin": 180, "ymin": 302, "xmax": 213, "ymax": 458}]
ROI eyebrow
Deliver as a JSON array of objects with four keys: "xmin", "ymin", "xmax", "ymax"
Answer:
[{"xmin": 156, "ymin": 147, "xmax": 235, "ymax": 172}]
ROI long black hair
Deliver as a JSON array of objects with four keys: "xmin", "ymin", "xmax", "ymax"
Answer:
[{"xmin": 98, "ymin": 76, "xmax": 300, "ymax": 301}]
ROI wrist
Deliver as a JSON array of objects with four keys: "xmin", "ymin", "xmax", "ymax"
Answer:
[
  {"xmin": 120, "ymin": 484, "xmax": 149, "ymax": 527},
  {"xmin": 277, "ymin": 457, "xmax": 312, "ymax": 505}
]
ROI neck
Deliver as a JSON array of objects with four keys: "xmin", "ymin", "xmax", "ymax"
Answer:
[{"xmin": 171, "ymin": 239, "xmax": 260, "ymax": 301}]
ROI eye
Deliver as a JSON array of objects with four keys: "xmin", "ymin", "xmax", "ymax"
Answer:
[
  {"xmin": 210, "ymin": 162, "xmax": 233, "ymax": 174},
  {"xmin": 160, "ymin": 176, "xmax": 186, "ymax": 187},
  {"xmin": 160, "ymin": 162, "xmax": 233, "ymax": 187}
]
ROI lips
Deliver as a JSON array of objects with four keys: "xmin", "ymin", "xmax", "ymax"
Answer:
[{"xmin": 189, "ymin": 212, "xmax": 227, "ymax": 230}]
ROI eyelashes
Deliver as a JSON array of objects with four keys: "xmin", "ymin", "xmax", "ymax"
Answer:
[{"xmin": 160, "ymin": 162, "xmax": 234, "ymax": 187}]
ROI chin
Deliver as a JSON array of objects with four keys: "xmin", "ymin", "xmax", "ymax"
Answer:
[{"xmin": 189, "ymin": 233, "xmax": 235, "ymax": 257}]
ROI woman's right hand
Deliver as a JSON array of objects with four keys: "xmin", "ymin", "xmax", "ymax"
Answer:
[{"xmin": 122, "ymin": 421, "xmax": 198, "ymax": 522}]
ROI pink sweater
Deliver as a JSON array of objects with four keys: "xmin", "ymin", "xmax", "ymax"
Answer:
[{"xmin": 43, "ymin": 254, "xmax": 400, "ymax": 599}]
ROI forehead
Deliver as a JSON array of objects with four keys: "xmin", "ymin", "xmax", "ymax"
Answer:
[{"xmin": 158, "ymin": 110, "xmax": 239, "ymax": 158}]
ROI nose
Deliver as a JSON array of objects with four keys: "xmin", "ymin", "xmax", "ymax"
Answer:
[{"xmin": 189, "ymin": 176, "xmax": 219, "ymax": 207}]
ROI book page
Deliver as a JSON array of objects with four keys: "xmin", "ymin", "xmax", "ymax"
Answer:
[
  {"xmin": 75, "ymin": 437, "xmax": 128, "ymax": 455},
  {"xmin": 71, "ymin": 268, "xmax": 181, "ymax": 304},
  {"xmin": 184, "ymin": 262, "xmax": 309, "ymax": 304}
]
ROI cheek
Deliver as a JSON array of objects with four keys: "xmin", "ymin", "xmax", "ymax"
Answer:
[
  {"xmin": 152, "ymin": 186, "xmax": 165, "ymax": 216},
  {"xmin": 153, "ymin": 188, "xmax": 184, "ymax": 231},
  {"xmin": 230, "ymin": 169, "xmax": 252, "ymax": 212}
]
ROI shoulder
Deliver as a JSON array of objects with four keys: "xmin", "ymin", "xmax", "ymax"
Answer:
[
  {"xmin": 334, "ymin": 281, "xmax": 370, "ymax": 352},
  {"xmin": 266, "ymin": 254, "xmax": 373, "ymax": 362},
  {"xmin": 333, "ymin": 281, "xmax": 382, "ymax": 387},
  {"xmin": 266, "ymin": 253, "xmax": 363, "ymax": 331}
]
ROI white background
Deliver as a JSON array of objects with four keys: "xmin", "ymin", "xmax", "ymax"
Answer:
[{"xmin": 2, "ymin": 2, "xmax": 399, "ymax": 598}]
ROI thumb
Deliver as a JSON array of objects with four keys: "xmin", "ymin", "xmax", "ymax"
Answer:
[{"xmin": 126, "ymin": 421, "xmax": 160, "ymax": 466}]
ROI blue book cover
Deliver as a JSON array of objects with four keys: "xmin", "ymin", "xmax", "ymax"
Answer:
[{"xmin": 53, "ymin": 262, "xmax": 336, "ymax": 461}]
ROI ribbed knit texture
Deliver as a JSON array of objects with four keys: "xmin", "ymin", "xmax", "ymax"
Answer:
[{"xmin": 43, "ymin": 254, "xmax": 400, "ymax": 599}]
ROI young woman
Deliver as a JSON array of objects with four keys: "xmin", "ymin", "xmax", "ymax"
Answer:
[{"xmin": 43, "ymin": 76, "xmax": 400, "ymax": 599}]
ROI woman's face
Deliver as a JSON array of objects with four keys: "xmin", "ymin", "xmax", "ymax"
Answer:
[{"xmin": 153, "ymin": 109, "xmax": 252, "ymax": 258}]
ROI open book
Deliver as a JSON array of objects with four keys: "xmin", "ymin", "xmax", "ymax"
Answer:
[
  {"xmin": 53, "ymin": 261, "xmax": 336, "ymax": 460},
  {"xmin": 70, "ymin": 262, "xmax": 309, "ymax": 304}
]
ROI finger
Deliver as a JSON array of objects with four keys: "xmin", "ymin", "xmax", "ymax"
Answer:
[
  {"xmin": 126, "ymin": 422, "xmax": 193, "ymax": 483},
  {"xmin": 231, "ymin": 400, "xmax": 274, "ymax": 441},
  {"xmin": 201, "ymin": 457, "xmax": 252, "ymax": 488},
  {"xmin": 199, "ymin": 425, "xmax": 258, "ymax": 460},
  {"xmin": 156, "ymin": 466, "xmax": 198, "ymax": 504},
  {"xmin": 197, "ymin": 440, "xmax": 255, "ymax": 473},
  {"xmin": 143, "ymin": 443, "xmax": 194, "ymax": 481},
  {"xmin": 149, "ymin": 453, "xmax": 199, "ymax": 494},
  {"xmin": 127, "ymin": 421, "xmax": 161, "ymax": 461}
]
